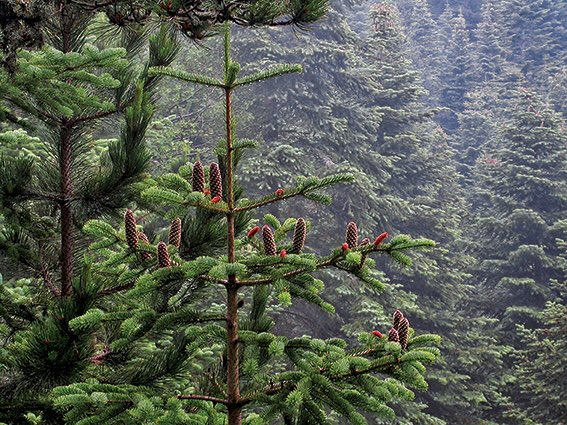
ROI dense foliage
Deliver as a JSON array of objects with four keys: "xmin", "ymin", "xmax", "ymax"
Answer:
[{"xmin": 1, "ymin": 0, "xmax": 566, "ymax": 424}]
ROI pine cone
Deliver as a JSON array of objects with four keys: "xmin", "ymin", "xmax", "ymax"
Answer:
[
  {"xmin": 157, "ymin": 242, "xmax": 171, "ymax": 268},
  {"xmin": 168, "ymin": 217, "xmax": 182, "ymax": 248},
  {"xmin": 124, "ymin": 209, "xmax": 138, "ymax": 250},
  {"xmin": 209, "ymin": 162, "xmax": 223, "ymax": 199},
  {"xmin": 137, "ymin": 232, "xmax": 152, "ymax": 261},
  {"xmin": 345, "ymin": 222, "xmax": 358, "ymax": 248},
  {"xmin": 388, "ymin": 328, "xmax": 399, "ymax": 343},
  {"xmin": 393, "ymin": 309, "xmax": 404, "ymax": 330},
  {"xmin": 192, "ymin": 161, "xmax": 205, "ymax": 193},
  {"xmin": 397, "ymin": 317, "xmax": 410, "ymax": 349},
  {"xmin": 360, "ymin": 238, "xmax": 370, "ymax": 245},
  {"xmin": 262, "ymin": 225, "xmax": 276, "ymax": 256},
  {"xmin": 292, "ymin": 218, "xmax": 306, "ymax": 253}
]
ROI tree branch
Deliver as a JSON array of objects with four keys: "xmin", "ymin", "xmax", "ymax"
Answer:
[{"xmin": 177, "ymin": 394, "xmax": 229, "ymax": 405}]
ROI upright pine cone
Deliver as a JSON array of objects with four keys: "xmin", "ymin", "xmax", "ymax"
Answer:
[
  {"xmin": 168, "ymin": 217, "xmax": 182, "ymax": 248},
  {"xmin": 345, "ymin": 222, "xmax": 358, "ymax": 248},
  {"xmin": 388, "ymin": 328, "xmax": 400, "ymax": 343},
  {"xmin": 393, "ymin": 310, "xmax": 404, "ymax": 330},
  {"xmin": 137, "ymin": 232, "xmax": 152, "ymax": 261},
  {"xmin": 209, "ymin": 162, "xmax": 223, "ymax": 199},
  {"xmin": 157, "ymin": 242, "xmax": 171, "ymax": 268},
  {"xmin": 292, "ymin": 218, "xmax": 306, "ymax": 253},
  {"xmin": 397, "ymin": 317, "xmax": 410, "ymax": 349},
  {"xmin": 262, "ymin": 225, "xmax": 276, "ymax": 256},
  {"xmin": 192, "ymin": 161, "xmax": 205, "ymax": 193},
  {"xmin": 124, "ymin": 209, "xmax": 138, "ymax": 250}
]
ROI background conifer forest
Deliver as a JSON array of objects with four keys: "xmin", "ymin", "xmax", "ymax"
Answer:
[{"xmin": 0, "ymin": 0, "xmax": 565, "ymax": 424}]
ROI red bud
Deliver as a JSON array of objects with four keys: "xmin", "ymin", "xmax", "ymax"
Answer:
[
  {"xmin": 280, "ymin": 249, "xmax": 287, "ymax": 258},
  {"xmin": 342, "ymin": 243, "xmax": 349, "ymax": 251},
  {"xmin": 247, "ymin": 226, "xmax": 261, "ymax": 238},
  {"xmin": 372, "ymin": 330, "xmax": 383, "ymax": 338},
  {"xmin": 204, "ymin": 188, "xmax": 211, "ymax": 195},
  {"xmin": 275, "ymin": 188, "xmax": 285, "ymax": 197},
  {"xmin": 374, "ymin": 232, "xmax": 389, "ymax": 246},
  {"xmin": 211, "ymin": 196, "xmax": 221, "ymax": 203}
]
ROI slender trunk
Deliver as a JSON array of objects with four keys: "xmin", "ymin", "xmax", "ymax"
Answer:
[
  {"xmin": 225, "ymin": 85, "xmax": 241, "ymax": 424},
  {"xmin": 60, "ymin": 124, "xmax": 74, "ymax": 296}
]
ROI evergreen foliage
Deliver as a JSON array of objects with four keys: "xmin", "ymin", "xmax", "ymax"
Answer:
[
  {"xmin": 1, "ymin": 0, "xmax": 566, "ymax": 423},
  {"xmin": 462, "ymin": 87, "xmax": 567, "ymax": 424},
  {"xmin": 44, "ymin": 24, "xmax": 440, "ymax": 425}
]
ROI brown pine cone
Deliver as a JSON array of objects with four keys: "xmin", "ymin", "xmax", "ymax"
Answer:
[
  {"xmin": 393, "ymin": 310, "xmax": 404, "ymax": 331},
  {"xmin": 124, "ymin": 209, "xmax": 138, "ymax": 250},
  {"xmin": 192, "ymin": 161, "xmax": 205, "ymax": 193},
  {"xmin": 209, "ymin": 162, "xmax": 223, "ymax": 199},
  {"xmin": 168, "ymin": 217, "xmax": 182, "ymax": 248},
  {"xmin": 388, "ymin": 328, "xmax": 400, "ymax": 343},
  {"xmin": 345, "ymin": 222, "xmax": 358, "ymax": 248},
  {"xmin": 262, "ymin": 225, "xmax": 276, "ymax": 256},
  {"xmin": 397, "ymin": 317, "xmax": 410, "ymax": 349},
  {"xmin": 292, "ymin": 218, "xmax": 306, "ymax": 253},
  {"xmin": 157, "ymin": 242, "xmax": 171, "ymax": 268}
]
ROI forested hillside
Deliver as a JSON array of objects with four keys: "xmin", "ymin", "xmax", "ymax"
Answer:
[{"xmin": 0, "ymin": 0, "xmax": 565, "ymax": 424}]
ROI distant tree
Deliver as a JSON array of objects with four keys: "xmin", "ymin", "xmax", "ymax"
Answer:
[
  {"xmin": 438, "ymin": 8, "xmax": 474, "ymax": 130},
  {"xmin": 509, "ymin": 297, "xmax": 567, "ymax": 425},
  {"xmin": 395, "ymin": 0, "xmax": 444, "ymax": 102},
  {"xmin": 472, "ymin": 1, "xmax": 508, "ymax": 84},
  {"xmin": 464, "ymin": 87, "xmax": 567, "ymax": 424}
]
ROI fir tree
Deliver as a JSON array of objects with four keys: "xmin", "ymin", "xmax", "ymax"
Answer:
[
  {"xmin": 45, "ymin": 24, "xmax": 441, "ymax": 425},
  {"xmin": 394, "ymin": 0, "xmax": 444, "ymax": 102},
  {"xmin": 438, "ymin": 7, "xmax": 474, "ymax": 130},
  {"xmin": 216, "ymin": 3, "xmax": 477, "ymax": 424},
  {"xmin": 472, "ymin": 1, "xmax": 508, "ymax": 84},
  {"xmin": 510, "ymin": 299, "xmax": 567, "ymax": 424},
  {"xmin": 463, "ymin": 87, "xmax": 567, "ymax": 424},
  {"xmin": 0, "ymin": 5, "xmax": 179, "ymax": 422}
]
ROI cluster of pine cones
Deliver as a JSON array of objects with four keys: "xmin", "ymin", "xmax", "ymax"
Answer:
[
  {"xmin": 247, "ymin": 218, "xmax": 306, "ymax": 258},
  {"xmin": 124, "ymin": 209, "xmax": 180, "ymax": 268},
  {"xmin": 373, "ymin": 310, "xmax": 410, "ymax": 350}
]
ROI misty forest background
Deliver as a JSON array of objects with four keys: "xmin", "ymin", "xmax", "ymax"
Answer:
[{"xmin": 0, "ymin": 0, "xmax": 566, "ymax": 424}]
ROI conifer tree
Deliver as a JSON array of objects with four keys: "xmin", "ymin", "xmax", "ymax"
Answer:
[
  {"xmin": 438, "ymin": 8, "xmax": 474, "ymax": 130},
  {"xmin": 212, "ymin": 3, "xmax": 478, "ymax": 424},
  {"xmin": 44, "ymin": 24, "xmax": 442, "ymax": 425},
  {"xmin": 394, "ymin": 0, "xmax": 444, "ymax": 102},
  {"xmin": 510, "ymin": 298, "xmax": 567, "ymax": 425},
  {"xmin": 462, "ymin": 87, "xmax": 567, "ymax": 424},
  {"xmin": 472, "ymin": 1, "xmax": 508, "ymax": 84},
  {"xmin": 0, "ymin": 2, "xmax": 178, "ymax": 421},
  {"xmin": 0, "ymin": 4, "xmax": 179, "ymax": 295}
]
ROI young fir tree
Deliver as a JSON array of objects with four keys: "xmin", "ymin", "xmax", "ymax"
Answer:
[
  {"xmin": 207, "ymin": 3, "xmax": 476, "ymax": 424},
  {"xmin": 509, "ymin": 299, "xmax": 567, "ymax": 424},
  {"xmin": 45, "ymin": 24, "xmax": 442, "ymax": 425}
]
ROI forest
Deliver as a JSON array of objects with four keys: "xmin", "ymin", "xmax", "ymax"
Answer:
[{"xmin": 0, "ymin": 0, "xmax": 565, "ymax": 424}]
